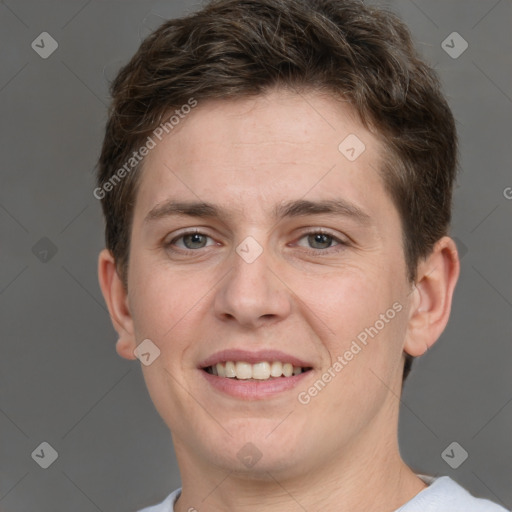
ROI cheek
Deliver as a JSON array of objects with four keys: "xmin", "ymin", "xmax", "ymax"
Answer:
[
  {"xmin": 129, "ymin": 269, "xmax": 205, "ymax": 421},
  {"xmin": 128, "ymin": 259, "xmax": 194, "ymax": 352},
  {"xmin": 300, "ymin": 264, "xmax": 394, "ymax": 326},
  {"xmin": 297, "ymin": 263, "xmax": 407, "ymax": 373}
]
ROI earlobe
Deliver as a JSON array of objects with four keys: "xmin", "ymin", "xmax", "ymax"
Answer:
[
  {"xmin": 97, "ymin": 249, "xmax": 137, "ymax": 361},
  {"xmin": 115, "ymin": 337, "xmax": 138, "ymax": 360},
  {"xmin": 404, "ymin": 236, "xmax": 460, "ymax": 357}
]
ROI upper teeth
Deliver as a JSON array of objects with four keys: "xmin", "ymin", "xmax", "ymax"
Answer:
[{"xmin": 209, "ymin": 361, "xmax": 304, "ymax": 380}]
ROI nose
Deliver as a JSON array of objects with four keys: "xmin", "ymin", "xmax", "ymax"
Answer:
[{"xmin": 213, "ymin": 243, "xmax": 292, "ymax": 328}]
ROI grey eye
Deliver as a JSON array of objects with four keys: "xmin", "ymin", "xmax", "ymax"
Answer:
[
  {"xmin": 306, "ymin": 233, "xmax": 336, "ymax": 249},
  {"xmin": 181, "ymin": 233, "xmax": 209, "ymax": 249}
]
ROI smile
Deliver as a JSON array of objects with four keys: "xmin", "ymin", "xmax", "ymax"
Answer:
[
  {"xmin": 203, "ymin": 361, "xmax": 313, "ymax": 380},
  {"xmin": 198, "ymin": 349, "xmax": 314, "ymax": 398}
]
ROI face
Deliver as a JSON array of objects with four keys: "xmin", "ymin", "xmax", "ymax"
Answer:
[{"xmin": 122, "ymin": 89, "xmax": 416, "ymax": 477}]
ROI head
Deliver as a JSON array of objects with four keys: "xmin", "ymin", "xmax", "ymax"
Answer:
[{"xmin": 97, "ymin": 0, "xmax": 459, "ymax": 479}]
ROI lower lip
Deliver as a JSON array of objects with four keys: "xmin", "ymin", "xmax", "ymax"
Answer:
[{"xmin": 200, "ymin": 369, "xmax": 312, "ymax": 400}]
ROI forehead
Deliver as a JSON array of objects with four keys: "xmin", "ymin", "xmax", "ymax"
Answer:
[{"xmin": 134, "ymin": 89, "xmax": 394, "ymax": 226}]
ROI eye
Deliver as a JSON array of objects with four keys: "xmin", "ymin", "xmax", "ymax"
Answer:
[
  {"xmin": 167, "ymin": 230, "xmax": 216, "ymax": 251},
  {"xmin": 295, "ymin": 230, "xmax": 347, "ymax": 252}
]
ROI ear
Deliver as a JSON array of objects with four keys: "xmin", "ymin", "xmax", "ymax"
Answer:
[
  {"xmin": 98, "ymin": 249, "xmax": 137, "ymax": 360},
  {"xmin": 404, "ymin": 236, "xmax": 460, "ymax": 357}
]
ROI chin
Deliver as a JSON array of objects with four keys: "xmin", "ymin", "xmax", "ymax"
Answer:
[
  {"xmin": 209, "ymin": 447, "xmax": 309, "ymax": 480},
  {"xmin": 200, "ymin": 422, "xmax": 311, "ymax": 476}
]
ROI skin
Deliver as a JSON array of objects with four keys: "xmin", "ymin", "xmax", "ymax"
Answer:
[{"xmin": 98, "ymin": 89, "xmax": 460, "ymax": 512}]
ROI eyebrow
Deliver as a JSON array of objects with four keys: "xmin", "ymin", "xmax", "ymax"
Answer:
[{"xmin": 144, "ymin": 198, "xmax": 372, "ymax": 225}]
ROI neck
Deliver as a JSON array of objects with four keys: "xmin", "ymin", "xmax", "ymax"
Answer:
[{"xmin": 173, "ymin": 413, "xmax": 427, "ymax": 512}]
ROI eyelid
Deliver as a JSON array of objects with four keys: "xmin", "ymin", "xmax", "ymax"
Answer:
[{"xmin": 296, "ymin": 227, "xmax": 346, "ymax": 240}]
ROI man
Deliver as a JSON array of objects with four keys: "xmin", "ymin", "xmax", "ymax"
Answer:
[{"xmin": 95, "ymin": 0, "xmax": 507, "ymax": 510}]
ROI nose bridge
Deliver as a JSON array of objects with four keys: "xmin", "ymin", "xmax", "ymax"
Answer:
[{"xmin": 214, "ymin": 237, "xmax": 291, "ymax": 326}]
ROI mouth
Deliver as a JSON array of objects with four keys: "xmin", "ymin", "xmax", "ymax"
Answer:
[
  {"xmin": 198, "ymin": 349, "xmax": 314, "ymax": 398},
  {"xmin": 202, "ymin": 361, "xmax": 313, "ymax": 381}
]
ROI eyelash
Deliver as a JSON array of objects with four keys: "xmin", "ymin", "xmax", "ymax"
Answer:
[{"xmin": 165, "ymin": 228, "xmax": 349, "ymax": 255}]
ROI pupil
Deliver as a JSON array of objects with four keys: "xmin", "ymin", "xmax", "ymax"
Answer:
[
  {"xmin": 186, "ymin": 233, "xmax": 205, "ymax": 248},
  {"xmin": 309, "ymin": 233, "xmax": 331, "ymax": 249}
]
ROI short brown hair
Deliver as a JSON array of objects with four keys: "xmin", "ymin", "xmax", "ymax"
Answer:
[{"xmin": 96, "ymin": 0, "xmax": 458, "ymax": 382}]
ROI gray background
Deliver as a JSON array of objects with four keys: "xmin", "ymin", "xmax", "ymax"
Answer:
[{"xmin": 1, "ymin": 0, "xmax": 511, "ymax": 510}]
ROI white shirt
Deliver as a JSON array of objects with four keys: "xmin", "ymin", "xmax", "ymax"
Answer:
[{"xmin": 137, "ymin": 474, "xmax": 508, "ymax": 511}]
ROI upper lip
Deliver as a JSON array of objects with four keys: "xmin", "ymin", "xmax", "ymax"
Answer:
[{"xmin": 199, "ymin": 349, "xmax": 313, "ymax": 369}]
